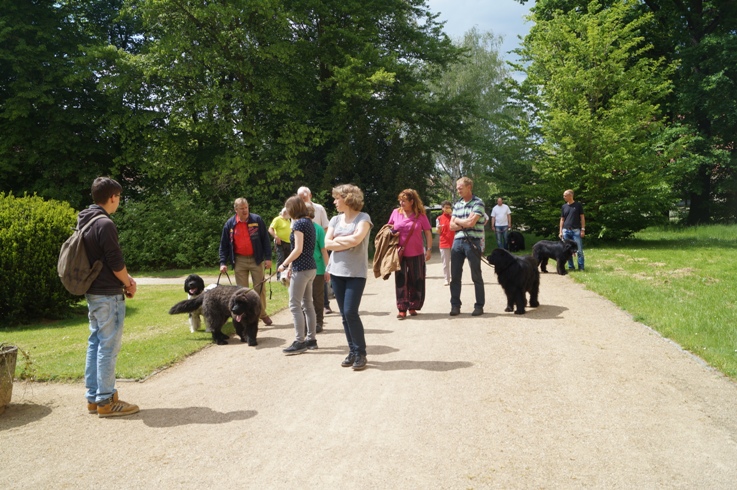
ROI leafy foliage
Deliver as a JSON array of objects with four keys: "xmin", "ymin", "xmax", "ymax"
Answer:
[
  {"xmin": 0, "ymin": 0, "xmax": 140, "ymax": 209},
  {"xmin": 517, "ymin": 0, "xmax": 737, "ymax": 225},
  {"xmin": 649, "ymin": 1, "xmax": 737, "ymax": 223},
  {"xmin": 508, "ymin": 0, "xmax": 676, "ymax": 239},
  {"xmin": 115, "ymin": 192, "xmax": 230, "ymax": 271},
  {"xmin": 428, "ymin": 28, "xmax": 518, "ymax": 205}
]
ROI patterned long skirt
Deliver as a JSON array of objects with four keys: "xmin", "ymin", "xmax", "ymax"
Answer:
[{"xmin": 395, "ymin": 254, "xmax": 426, "ymax": 312}]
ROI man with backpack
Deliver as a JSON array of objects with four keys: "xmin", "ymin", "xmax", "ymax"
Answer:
[{"xmin": 78, "ymin": 177, "xmax": 140, "ymax": 417}]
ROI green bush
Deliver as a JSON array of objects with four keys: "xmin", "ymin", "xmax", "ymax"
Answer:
[
  {"xmin": 116, "ymin": 193, "xmax": 229, "ymax": 271},
  {"xmin": 0, "ymin": 193, "xmax": 79, "ymax": 325}
]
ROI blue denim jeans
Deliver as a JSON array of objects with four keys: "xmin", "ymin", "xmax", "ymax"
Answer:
[
  {"xmin": 330, "ymin": 275, "xmax": 367, "ymax": 356},
  {"xmin": 562, "ymin": 228, "xmax": 585, "ymax": 269},
  {"xmin": 288, "ymin": 268, "xmax": 317, "ymax": 341},
  {"xmin": 85, "ymin": 294, "xmax": 126, "ymax": 404},
  {"xmin": 495, "ymin": 225, "xmax": 509, "ymax": 250},
  {"xmin": 450, "ymin": 238, "xmax": 485, "ymax": 309}
]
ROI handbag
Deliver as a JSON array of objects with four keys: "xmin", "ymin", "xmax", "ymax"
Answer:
[{"xmin": 396, "ymin": 218, "xmax": 418, "ymax": 261}]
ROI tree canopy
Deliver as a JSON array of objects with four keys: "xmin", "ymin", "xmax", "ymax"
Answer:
[
  {"xmin": 3, "ymin": 0, "xmax": 735, "ymax": 264},
  {"xmin": 516, "ymin": 0, "xmax": 737, "ymax": 225},
  {"xmin": 507, "ymin": 0, "xmax": 676, "ymax": 239},
  {"xmin": 1, "ymin": 0, "xmax": 468, "ymax": 224},
  {"xmin": 429, "ymin": 28, "xmax": 518, "ymax": 205}
]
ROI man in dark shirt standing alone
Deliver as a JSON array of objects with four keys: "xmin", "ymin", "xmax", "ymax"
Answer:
[
  {"xmin": 220, "ymin": 198, "xmax": 273, "ymax": 325},
  {"xmin": 80, "ymin": 176, "xmax": 140, "ymax": 417},
  {"xmin": 559, "ymin": 189, "xmax": 586, "ymax": 271}
]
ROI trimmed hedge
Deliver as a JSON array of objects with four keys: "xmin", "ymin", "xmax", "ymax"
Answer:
[{"xmin": 0, "ymin": 193, "xmax": 79, "ymax": 325}]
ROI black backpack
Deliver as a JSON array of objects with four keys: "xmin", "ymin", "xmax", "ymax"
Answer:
[{"xmin": 57, "ymin": 214, "xmax": 108, "ymax": 295}]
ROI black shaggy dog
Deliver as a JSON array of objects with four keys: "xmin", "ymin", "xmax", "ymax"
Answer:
[
  {"xmin": 487, "ymin": 248, "xmax": 540, "ymax": 314},
  {"xmin": 532, "ymin": 239, "xmax": 578, "ymax": 275},
  {"xmin": 184, "ymin": 274, "xmax": 206, "ymax": 333},
  {"xmin": 507, "ymin": 231, "xmax": 526, "ymax": 252},
  {"xmin": 169, "ymin": 286, "xmax": 261, "ymax": 346}
]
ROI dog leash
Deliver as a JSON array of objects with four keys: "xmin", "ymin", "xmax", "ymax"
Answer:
[
  {"xmin": 216, "ymin": 271, "xmax": 233, "ymax": 286},
  {"xmin": 459, "ymin": 228, "xmax": 494, "ymax": 269},
  {"xmin": 218, "ymin": 268, "xmax": 277, "ymax": 300},
  {"xmin": 253, "ymin": 268, "xmax": 276, "ymax": 300}
]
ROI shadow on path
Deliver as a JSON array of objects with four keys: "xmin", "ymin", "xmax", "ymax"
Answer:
[
  {"xmin": 139, "ymin": 407, "xmax": 257, "ymax": 428},
  {"xmin": 367, "ymin": 360, "xmax": 474, "ymax": 372},
  {"xmin": 0, "ymin": 403, "xmax": 53, "ymax": 430}
]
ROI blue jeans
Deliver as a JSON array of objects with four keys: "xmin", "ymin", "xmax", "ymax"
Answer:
[
  {"xmin": 495, "ymin": 225, "xmax": 509, "ymax": 250},
  {"xmin": 330, "ymin": 275, "xmax": 367, "ymax": 356},
  {"xmin": 85, "ymin": 294, "xmax": 126, "ymax": 404},
  {"xmin": 450, "ymin": 238, "xmax": 485, "ymax": 309},
  {"xmin": 562, "ymin": 228, "xmax": 585, "ymax": 270},
  {"xmin": 288, "ymin": 269, "xmax": 317, "ymax": 341}
]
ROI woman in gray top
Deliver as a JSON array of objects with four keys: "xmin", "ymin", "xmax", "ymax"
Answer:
[{"xmin": 325, "ymin": 184, "xmax": 373, "ymax": 371}]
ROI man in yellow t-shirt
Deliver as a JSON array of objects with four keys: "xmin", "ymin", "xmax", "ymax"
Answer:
[{"xmin": 269, "ymin": 208, "xmax": 292, "ymax": 282}]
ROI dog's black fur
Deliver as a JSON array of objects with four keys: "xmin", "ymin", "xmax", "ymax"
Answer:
[
  {"xmin": 185, "ymin": 274, "xmax": 205, "ymax": 296},
  {"xmin": 184, "ymin": 274, "xmax": 206, "ymax": 332},
  {"xmin": 507, "ymin": 231, "xmax": 525, "ymax": 252},
  {"xmin": 169, "ymin": 285, "xmax": 261, "ymax": 345},
  {"xmin": 532, "ymin": 239, "xmax": 578, "ymax": 275},
  {"xmin": 487, "ymin": 248, "xmax": 540, "ymax": 314}
]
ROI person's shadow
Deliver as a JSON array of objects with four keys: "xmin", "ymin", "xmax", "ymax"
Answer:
[
  {"xmin": 367, "ymin": 360, "xmax": 473, "ymax": 372},
  {"xmin": 0, "ymin": 404, "xmax": 256, "ymax": 430},
  {"xmin": 137, "ymin": 407, "xmax": 257, "ymax": 428}
]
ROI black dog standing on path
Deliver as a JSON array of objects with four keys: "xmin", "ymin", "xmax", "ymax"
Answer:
[
  {"xmin": 532, "ymin": 239, "xmax": 578, "ymax": 275},
  {"xmin": 169, "ymin": 285, "xmax": 262, "ymax": 346},
  {"xmin": 487, "ymin": 248, "xmax": 540, "ymax": 315}
]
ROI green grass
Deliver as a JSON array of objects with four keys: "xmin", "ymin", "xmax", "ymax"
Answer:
[
  {"xmin": 1, "ymin": 280, "xmax": 289, "ymax": 381},
  {"xmin": 568, "ymin": 224, "xmax": 737, "ymax": 379}
]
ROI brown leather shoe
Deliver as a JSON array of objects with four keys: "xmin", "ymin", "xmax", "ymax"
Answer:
[
  {"xmin": 87, "ymin": 391, "xmax": 118, "ymax": 414},
  {"xmin": 262, "ymin": 316, "xmax": 273, "ymax": 326},
  {"xmin": 97, "ymin": 394, "xmax": 139, "ymax": 418}
]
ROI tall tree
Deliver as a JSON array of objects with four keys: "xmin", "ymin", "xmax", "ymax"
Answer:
[
  {"xmin": 0, "ymin": 0, "xmax": 138, "ymax": 209},
  {"xmin": 644, "ymin": 0, "xmax": 737, "ymax": 223},
  {"xmin": 518, "ymin": 0, "xmax": 737, "ymax": 224},
  {"xmin": 127, "ymin": 0, "xmax": 466, "ymax": 220},
  {"xmin": 429, "ymin": 28, "xmax": 516, "ymax": 204},
  {"xmin": 129, "ymin": 0, "xmax": 313, "ymax": 209},
  {"xmin": 510, "ymin": 0, "xmax": 675, "ymax": 239},
  {"xmin": 286, "ymin": 0, "xmax": 467, "ymax": 219}
]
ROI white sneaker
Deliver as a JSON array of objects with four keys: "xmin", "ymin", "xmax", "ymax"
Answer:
[{"xmin": 443, "ymin": 281, "xmax": 449, "ymax": 286}]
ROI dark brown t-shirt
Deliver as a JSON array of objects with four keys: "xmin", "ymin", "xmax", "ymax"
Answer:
[{"xmin": 78, "ymin": 206, "xmax": 126, "ymax": 295}]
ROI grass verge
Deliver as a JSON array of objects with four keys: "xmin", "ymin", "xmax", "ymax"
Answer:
[
  {"xmin": 1, "ymin": 279, "xmax": 289, "ymax": 381},
  {"xmin": 569, "ymin": 224, "xmax": 737, "ymax": 379}
]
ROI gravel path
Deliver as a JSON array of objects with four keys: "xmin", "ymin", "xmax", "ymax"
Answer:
[{"xmin": 2, "ymin": 257, "xmax": 737, "ymax": 488}]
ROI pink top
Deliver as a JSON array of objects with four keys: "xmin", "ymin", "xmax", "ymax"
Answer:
[{"xmin": 388, "ymin": 209, "xmax": 431, "ymax": 257}]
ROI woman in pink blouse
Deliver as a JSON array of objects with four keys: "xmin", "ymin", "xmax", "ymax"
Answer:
[{"xmin": 388, "ymin": 189, "xmax": 432, "ymax": 319}]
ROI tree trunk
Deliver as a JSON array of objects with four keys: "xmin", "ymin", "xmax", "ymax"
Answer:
[
  {"xmin": 0, "ymin": 345, "xmax": 18, "ymax": 415},
  {"xmin": 686, "ymin": 164, "xmax": 712, "ymax": 225}
]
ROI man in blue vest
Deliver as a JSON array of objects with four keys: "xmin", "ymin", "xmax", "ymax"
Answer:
[{"xmin": 219, "ymin": 198, "xmax": 273, "ymax": 325}]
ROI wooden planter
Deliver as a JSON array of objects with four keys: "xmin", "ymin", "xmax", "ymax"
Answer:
[{"xmin": 0, "ymin": 345, "xmax": 18, "ymax": 416}]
